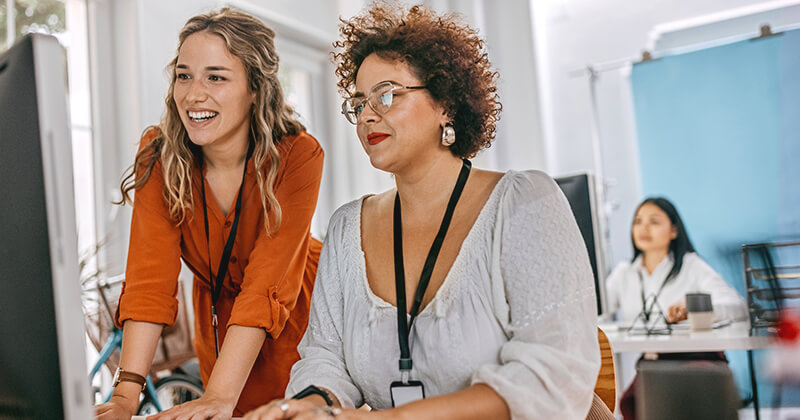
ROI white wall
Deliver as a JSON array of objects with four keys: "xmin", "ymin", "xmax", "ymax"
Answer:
[
  {"xmin": 530, "ymin": 0, "xmax": 787, "ymax": 269},
  {"xmin": 479, "ymin": 0, "xmax": 547, "ymax": 171},
  {"xmin": 411, "ymin": 0, "xmax": 549, "ymax": 172}
]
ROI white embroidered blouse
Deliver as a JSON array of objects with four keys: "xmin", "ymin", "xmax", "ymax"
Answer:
[{"xmin": 287, "ymin": 170, "xmax": 601, "ymax": 419}]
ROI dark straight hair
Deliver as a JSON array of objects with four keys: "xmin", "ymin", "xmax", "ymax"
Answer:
[{"xmin": 631, "ymin": 197, "xmax": 696, "ymax": 283}]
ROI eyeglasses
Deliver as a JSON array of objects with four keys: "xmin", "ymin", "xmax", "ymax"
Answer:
[{"xmin": 341, "ymin": 81, "xmax": 426, "ymax": 125}]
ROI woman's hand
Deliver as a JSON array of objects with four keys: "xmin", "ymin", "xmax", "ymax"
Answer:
[
  {"xmin": 243, "ymin": 398, "xmax": 317, "ymax": 420},
  {"xmin": 95, "ymin": 395, "xmax": 137, "ymax": 420},
  {"xmin": 145, "ymin": 393, "xmax": 235, "ymax": 420},
  {"xmin": 667, "ymin": 301, "xmax": 688, "ymax": 323},
  {"xmin": 243, "ymin": 399, "xmax": 385, "ymax": 420}
]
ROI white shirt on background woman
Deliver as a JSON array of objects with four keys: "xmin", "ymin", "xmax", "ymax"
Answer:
[{"xmin": 605, "ymin": 252, "xmax": 747, "ymax": 324}]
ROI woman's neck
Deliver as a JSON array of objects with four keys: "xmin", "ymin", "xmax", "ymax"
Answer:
[
  {"xmin": 202, "ymin": 136, "xmax": 250, "ymax": 171},
  {"xmin": 393, "ymin": 153, "xmax": 464, "ymax": 216},
  {"xmin": 642, "ymin": 249, "xmax": 669, "ymax": 275}
]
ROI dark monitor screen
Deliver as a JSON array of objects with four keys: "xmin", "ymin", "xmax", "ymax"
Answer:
[
  {"xmin": 0, "ymin": 34, "xmax": 90, "ymax": 419},
  {"xmin": 555, "ymin": 173, "xmax": 607, "ymax": 315}
]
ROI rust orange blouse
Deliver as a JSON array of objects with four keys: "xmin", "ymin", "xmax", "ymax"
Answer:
[{"xmin": 116, "ymin": 127, "xmax": 323, "ymax": 415}]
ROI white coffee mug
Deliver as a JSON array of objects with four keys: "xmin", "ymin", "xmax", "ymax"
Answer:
[{"xmin": 686, "ymin": 293, "xmax": 714, "ymax": 331}]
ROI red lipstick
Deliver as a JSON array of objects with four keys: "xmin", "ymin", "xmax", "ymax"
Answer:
[{"xmin": 367, "ymin": 132, "xmax": 390, "ymax": 145}]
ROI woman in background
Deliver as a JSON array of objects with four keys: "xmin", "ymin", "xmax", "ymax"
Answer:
[
  {"xmin": 605, "ymin": 197, "xmax": 746, "ymax": 420},
  {"xmin": 246, "ymin": 3, "xmax": 600, "ymax": 420},
  {"xmin": 95, "ymin": 9, "xmax": 323, "ymax": 420},
  {"xmin": 606, "ymin": 197, "xmax": 746, "ymax": 326}
]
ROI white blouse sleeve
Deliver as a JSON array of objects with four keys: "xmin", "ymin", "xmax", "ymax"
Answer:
[
  {"xmin": 685, "ymin": 254, "xmax": 748, "ymax": 322},
  {"xmin": 471, "ymin": 171, "xmax": 601, "ymax": 420},
  {"xmin": 286, "ymin": 210, "xmax": 363, "ymax": 408}
]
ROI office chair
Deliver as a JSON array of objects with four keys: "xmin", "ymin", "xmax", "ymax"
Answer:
[{"xmin": 637, "ymin": 360, "xmax": 740, "ymax": 420}]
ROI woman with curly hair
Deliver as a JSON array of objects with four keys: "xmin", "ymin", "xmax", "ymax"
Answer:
[
  {"xmin": 95, "ymin": 8, "xmax": 323, "ymax": 420},
  {"xmin": 246, "ymin": 3, "xmax": 599, "ymax": 420}
]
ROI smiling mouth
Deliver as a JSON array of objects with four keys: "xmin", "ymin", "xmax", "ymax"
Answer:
[{"xmin": 188, "ymin": 110, "xmax": 218, "ymax": 123}]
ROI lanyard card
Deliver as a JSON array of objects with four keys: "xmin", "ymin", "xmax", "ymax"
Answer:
[{"xmin": 390, "ymin": 380, "xmax": 425, "ymax": 407}]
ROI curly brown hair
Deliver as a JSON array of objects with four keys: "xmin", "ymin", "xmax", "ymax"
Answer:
[{"xmin": 332, "ymin": 3, "xmax": 501, "ymax": 158}]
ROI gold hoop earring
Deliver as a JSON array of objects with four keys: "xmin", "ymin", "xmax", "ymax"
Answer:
[{"xmin": 441, "ymin": 123, "xmax": 456, "ymax": 147}]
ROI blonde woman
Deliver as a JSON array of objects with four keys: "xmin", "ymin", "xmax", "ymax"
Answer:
[{"xmin": 95, "ymin": 9, "xmax": 324, "ymax": 420}]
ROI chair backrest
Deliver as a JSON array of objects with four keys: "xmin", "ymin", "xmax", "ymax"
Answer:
[{"xmin": 593, "ymin": 327, "xmax": 616, "ymax": 412}]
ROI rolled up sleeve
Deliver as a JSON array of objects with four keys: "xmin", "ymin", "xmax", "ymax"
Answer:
[
  {"xmin": 116, "ymin": 129, "xmax": 182, "ymax": 327},
  {"xmin": 471, "ymin": 171, "xmax": 600, "ymax": 420}
]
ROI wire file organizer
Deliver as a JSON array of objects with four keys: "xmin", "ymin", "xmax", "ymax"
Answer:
[{"xmin": 742, "ymin": 241, "xmax": 800, "ymax": 335}]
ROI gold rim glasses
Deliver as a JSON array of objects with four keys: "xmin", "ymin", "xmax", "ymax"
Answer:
[{"xmin": 341, "ymin": 81, "xmax": 426, "ymax": 125}]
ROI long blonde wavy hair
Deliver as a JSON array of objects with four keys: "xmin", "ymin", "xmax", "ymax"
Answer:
[{"xmin": 119, "ymin": 8, "xmax": 303, "ymax": 234}]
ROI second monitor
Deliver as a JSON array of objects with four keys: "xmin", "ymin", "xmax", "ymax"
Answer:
[{"xmin": 555, "ymin": 173, "xmax": 609, "ymax": 316}]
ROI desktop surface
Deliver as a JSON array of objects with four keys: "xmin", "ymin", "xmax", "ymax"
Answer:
[{"xmin": 601, "ymin": 321, "xmax": 772, "ymax": 353}]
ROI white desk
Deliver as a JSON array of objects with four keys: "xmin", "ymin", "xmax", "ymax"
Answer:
[
  {"xmin": 602, "ymin": 321, "xmax": 772, "ymax": 353},
  {"xmin": 602, "ymin": 321, "xmax": 773, "ymax": 420}
]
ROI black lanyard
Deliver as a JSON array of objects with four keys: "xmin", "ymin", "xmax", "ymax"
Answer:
[
  {"xmin": 393, "ymin": 159, "xmax": 471, "ymax": 383},
  {"xmin": 200, "ymin": 141, "xmax": 253, "ymax": 357},
  {"xmin": 638, "ymin": 270, "xmax": 669, "ymax": 322}
]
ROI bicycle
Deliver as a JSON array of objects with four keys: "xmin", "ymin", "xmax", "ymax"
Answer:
[{"xmin": 83, "ymin": 274, "xmax": 204, "ymax": 414}]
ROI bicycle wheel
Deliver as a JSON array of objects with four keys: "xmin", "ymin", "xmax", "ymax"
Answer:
[{"xmin": 137, "ymin": 373, "xmax": 204, "ymax": 415}]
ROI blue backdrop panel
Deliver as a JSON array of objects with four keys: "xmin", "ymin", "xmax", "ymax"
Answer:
[
  {"xmin": 778, "ymin": 30, "xmax": 800, "ymax": 235},
  {"xmin": 631, "ymin": 29, "xmax": 800, "ymax": 406}
]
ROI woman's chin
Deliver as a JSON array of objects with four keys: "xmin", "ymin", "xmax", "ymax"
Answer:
[
  {"xmin": 184, "ymin": 130, "xmax": 214, "ymax": 148},
  {"xmin": 367, "ymin": 153, "xmax": 394, "ymax": 173},
  {"xmin": 637, "ymin": 245, "xmax": 669, "ymax": 255}
]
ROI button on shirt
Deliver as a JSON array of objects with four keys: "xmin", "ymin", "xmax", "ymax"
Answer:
[{"xmin": 606, "ymin": 252, "xmax": 747, "ymax": 324}]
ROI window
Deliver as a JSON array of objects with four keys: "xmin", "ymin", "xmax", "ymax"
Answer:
[
  {"xmin": 1, "ymin": 0, "xmax": 65, "ymax": 49},
  {"xmin": 273, "ymin": 34, "xmax": 337, "ymax": 237},
  {"xmin": 279, "ymin": 65, "xmax": 314, "ymax": 133}
]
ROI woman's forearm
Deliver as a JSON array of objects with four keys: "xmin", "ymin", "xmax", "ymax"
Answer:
[
  {"xmin": 111, "ymin": 320, "xmax": 164, "ymax": 411},
  {"xmin": 203, "ymin": 324, "xmax": 267, "ymax": 405},
  {"xmin": 389, "ymin": 383, "xmax": 510, "ymax": 420}
]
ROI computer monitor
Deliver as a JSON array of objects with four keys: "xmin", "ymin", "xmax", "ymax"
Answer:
[
  {"xmin": 0, "ymin": 34, "xmax": 92, "ymax": 419},
  {"xmin": 555, "ymin": 173, "xmax": 609, "ymax": 316}
]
